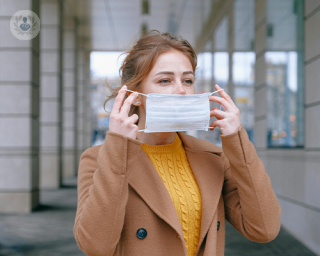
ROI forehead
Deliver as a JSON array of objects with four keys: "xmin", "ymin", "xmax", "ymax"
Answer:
[{"xmin": 151, "ymin": 50, "xmax": 193, "ymax": 73}]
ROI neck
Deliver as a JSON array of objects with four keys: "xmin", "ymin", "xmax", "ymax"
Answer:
[{"xmin": 136, "ymin": 131, "xmax": 177, "ymax": 145}]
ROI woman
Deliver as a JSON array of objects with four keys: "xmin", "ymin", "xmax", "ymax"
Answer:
[{"xmin": 74, "ymin": 32, "xmax": 281, "ymax": 256}]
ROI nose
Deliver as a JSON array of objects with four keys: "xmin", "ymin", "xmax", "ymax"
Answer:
[{"xmin": 174, "ymin": 82, "xmax": 186, "ymax": 95}]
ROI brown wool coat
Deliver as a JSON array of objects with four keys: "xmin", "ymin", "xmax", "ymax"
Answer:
[{"xmin": 74, "ymin": 124, "xmax": 281, "ymax": 256}]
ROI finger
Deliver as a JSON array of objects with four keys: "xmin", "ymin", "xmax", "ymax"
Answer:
[
  {"xmin": 111, "ymin": 85, "xmax": 127, "ymax": 114},
  {"xmin": 215, "ymin": 84, "xmax": 237, "ymax": 109},
  {"xmin": 211, "ymin": 107, "xmax": 219, "ymax": 111},
  {"xmin": 209, "ymin": 120, "xmax": 224, "ymax": 130},
  {"xmin": 210, "ymin": 108, "xmax": 226, "ymax": 119},
  {"xmin": 127, "ymin": 125, "xmax": 139, "ymax": 138},
  {"xmin": 127, "ymin": 113, "xmax": 139, "ymax": 124},
  {"xmin": 120, "ymin": 92, "xmax": 138, "ymax": 117},
  {"xmin": 209, "ymin": 95, "xmax": 233, "ymax": 112}
]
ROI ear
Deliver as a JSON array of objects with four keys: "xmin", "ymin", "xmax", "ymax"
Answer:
[{"xmin": 133, "ymin": 98, "xmax": 142, "ymax": 106}]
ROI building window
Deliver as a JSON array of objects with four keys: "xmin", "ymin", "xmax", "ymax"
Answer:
[
  {"xmin": 233, "ymin": 0, "xmax": 255, "ymax": 142},
  {"xmin": 90, "ymin": 51, "xmax": 126, "ymax": 146},
  {"xmin": 214, "ymin": 52, "xmax": 229, "ymax": 91},
  {"xmin": 233, "ymin": 52, "xmax": 255, "ymax": 142},
  {"xmin": 214, "ymin": 14, "xmax": 229, "ymax": 94},
  {"xmin": 266, "ymin": 0, "xmax": 304, "ymax": 147}
]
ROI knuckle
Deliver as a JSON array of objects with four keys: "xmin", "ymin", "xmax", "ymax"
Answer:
[
  {"xmin": 126, "ymin": 118, "xmax": 132, "ymax": 125},
  {"xmin": 124, "ymin": 99, "xmax": 132, "ymax": 106},
  {"xmin": 232, "ymin": 110, "xmax": 238, "ymax": 117},
  {"xmin": 109, "ymin": 114, "xmax": 116, "ymax": 121}
]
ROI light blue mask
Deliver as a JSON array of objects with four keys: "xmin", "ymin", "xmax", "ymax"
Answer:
[{"xmin": 121, "ymin": 89, "xmax": 224, "ymax": 133}]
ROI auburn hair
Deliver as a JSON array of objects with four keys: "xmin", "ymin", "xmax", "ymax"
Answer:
[{"xmin": 105, "ymin": 30, "xmax": 197, "ymax": 117}]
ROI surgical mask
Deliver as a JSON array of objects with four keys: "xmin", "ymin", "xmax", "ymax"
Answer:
[{"xmin": 121, "ymin": 89, "xmax": 224, "ymax": 133}]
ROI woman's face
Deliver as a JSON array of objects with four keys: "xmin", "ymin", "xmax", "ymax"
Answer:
[
  {"xmin": 139, "ymin": 49, "xmax": 195, "ymax": 95},
  {"xmin": 134, "ymin": 49, "xmax": 195, "ymax": 127}
]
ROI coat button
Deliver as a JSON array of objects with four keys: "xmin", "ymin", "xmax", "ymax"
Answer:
[
  {"xmin": 136, "ymin": 228, "xmax": 147, "ymax": 239},
  {"xmin": 217, "ymin": 221, "xmax": 220, "ymax": 231}
]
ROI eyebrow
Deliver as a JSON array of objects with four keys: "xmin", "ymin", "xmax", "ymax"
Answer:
[{"xmin": 155, "ymin": 71, "xmax": 194, "ymax": 76}]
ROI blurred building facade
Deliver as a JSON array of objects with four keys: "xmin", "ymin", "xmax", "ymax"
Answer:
[
  {"xmin": 0, "ymin": 0, "xmax": 92, "ymax": 212},
  {"xmin": 195, "ymin": 0, "xmax": 320, "ymax": 254},
  {"xmin": 0, "ymin": 0, "xmax": 319, "ymax": 255}
]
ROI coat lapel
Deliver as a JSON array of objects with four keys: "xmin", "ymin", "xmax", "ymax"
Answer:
[
  {"xmin": 178, "ymin": 132, "xmax": 225, "ymax": 250},
  {"xmin": 129, "ymin": 132, "xmax": 225, "ymax": 251},
  {"xmin": 129, "ymin": 149, "xmax": 184, "ymax": 237}
]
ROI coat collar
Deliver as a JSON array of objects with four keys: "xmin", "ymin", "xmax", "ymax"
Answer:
[
  {"xmin": 177, "ymin": 132, "xmax": 223, "ymax": 154},
  {"xmin": 129, "ymin": 132, "xmax": 224, "ymax": 252}
]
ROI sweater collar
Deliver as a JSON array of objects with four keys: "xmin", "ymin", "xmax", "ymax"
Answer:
[
  {"xmin": 141, "ymin": 133, "xmax": 182, "ymax": 154},
  {"xmin": 139, "ymin": 131, "xmax": 223, "ymax": 155}
]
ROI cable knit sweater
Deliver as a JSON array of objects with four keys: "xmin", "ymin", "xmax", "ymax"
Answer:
[{"xmin": 141, "ymin": 133, "xmax": 202, "ymax": 256}]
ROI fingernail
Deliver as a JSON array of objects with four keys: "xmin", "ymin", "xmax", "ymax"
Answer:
[{"xmin": 216, "ymin": 84, "xmax": 220, "ymax": 88}]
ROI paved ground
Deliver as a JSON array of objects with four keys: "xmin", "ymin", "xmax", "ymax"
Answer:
[
  {"xmin": 0, "ymin": 178, "xmax": 84, "ymax": 256},
  {"xmin": 0, "ymin": 177, "xmax": 317, "ymax": 256}
]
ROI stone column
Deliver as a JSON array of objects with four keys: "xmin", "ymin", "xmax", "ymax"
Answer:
[
  {"xmin": 227, "ymin": 1, "xmax": 234, "ymax": 101},
  {"xmin": 39, "ymin": 0, "xmax": 63, "ymax": 189},
  {"xmin": 83, "ymin": 52, "xmax": 92, "ymax": 149},
  {"xmin": 211, "ymin": 34, "xmax": 216, "ymax": 91},
  {"xmin": 253, "ymin": 0, "xmax": 267, "ymax": 149},
  {"xmin": 76, "ymin": 38, "xmax": 86, "ymax": 163},
  {"xmin": 62, "ymin": 17, "xmax": 78, "ymax": 178},
  {"xmin": 0, "ymin": 0, "xmax": 40, "ymax": 213}
]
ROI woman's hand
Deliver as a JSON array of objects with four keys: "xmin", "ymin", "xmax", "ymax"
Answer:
[
  {"xmin": 109, "ymin": 85, "xmax": 139, "ymax": 139},
  {"xmin": 209, "ymin": 84, "xmax": 241, "ymax": 136}
]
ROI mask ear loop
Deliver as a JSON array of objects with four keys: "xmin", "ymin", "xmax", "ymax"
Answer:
[
  {"xmin": 210, "ymin": 89, "xmax": 224, "ymax": 95},
  {"xmin": 119, "ymin": 88, "xmax": 148, "ymax": 97}
]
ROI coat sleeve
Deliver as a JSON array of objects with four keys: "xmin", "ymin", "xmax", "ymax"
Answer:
[
  {"xmin": 73, "ymin": 131, "xmax": 142, "ymax": 256},
  {"xmin": 221, "ymin": 124, "xmax": 281, "ymax": 243}
]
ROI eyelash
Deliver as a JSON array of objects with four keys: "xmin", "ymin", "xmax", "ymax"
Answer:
[
  {"xmin": 158, "ymin": 79, "xmax": 194, "ymax": 85},
  {"xmin": 159, "ymin": 79, "xmax": 170, "ymax": 84}
]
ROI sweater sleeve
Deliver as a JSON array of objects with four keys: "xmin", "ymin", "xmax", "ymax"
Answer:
[
  {"xmin": 221, "ymin": 124, "xmax": 281, "ymax": 243},
  {"xmin": 73, "ymin": 131, "xmax": 142, "ymax": 256}
]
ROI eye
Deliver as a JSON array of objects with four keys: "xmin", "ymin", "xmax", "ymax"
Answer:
[
  {"xmin": 159, "ymin": 79, "xmax": 170, "ymax": 84},
  {"xmin": 184, "ymin": 79, "xmax": 194, "ymax": 85}
]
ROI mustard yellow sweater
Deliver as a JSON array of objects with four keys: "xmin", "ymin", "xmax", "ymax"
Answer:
[{"xmin": 141, "ymin": 134, "xmax": 202, "ymax": 256}]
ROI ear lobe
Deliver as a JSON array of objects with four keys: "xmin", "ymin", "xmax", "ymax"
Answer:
[{"xmin": 133, "ymin": 100, "xmax": 141, "ymax": 106}]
